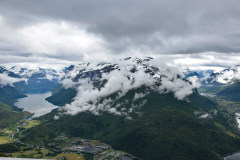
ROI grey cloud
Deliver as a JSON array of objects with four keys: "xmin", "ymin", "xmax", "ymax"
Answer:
[{"xmin": 0, "ymin": 0, "xmax": 240, "ymax": 65}]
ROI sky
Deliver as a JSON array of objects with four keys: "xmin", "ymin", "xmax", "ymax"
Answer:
[{"xmin": 0, "ymin": 0, "xmax": 240, "ymax": 70}]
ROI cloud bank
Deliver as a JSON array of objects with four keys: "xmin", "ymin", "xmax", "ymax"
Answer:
[
  {"xmin": 0, "ymin": 73, "xmax": 23, "ymax": 87},
  {"xmin": 214, "ymin": 66, "xmax": 240, "ymax": 84},
  {"xmin": 0, "ymin": 0, "xmax": 240, "ymax": 69},
  {"xmin": 57, "ymin": 58, "xmax": 197, "ymax": 117}
]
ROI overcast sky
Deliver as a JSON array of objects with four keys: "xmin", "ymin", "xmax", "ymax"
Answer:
[{"xmin": 0, "ymin": 0, "xmax": 240, "ymax": 70}]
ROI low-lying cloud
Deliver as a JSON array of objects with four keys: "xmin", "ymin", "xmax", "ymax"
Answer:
[
  {"xmin": 0, "ymin": 73, "xmax": 24, "ymax": 87},
  {"xmin": 214, "ymin": 66, "xmax": 240, "ymax": 84},
  {"xmin": 57, "ymin": 58, "xmax": 197, "ymax": 117}
]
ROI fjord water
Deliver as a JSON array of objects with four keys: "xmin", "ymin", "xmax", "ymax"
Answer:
[
  {"xmin": 15, "ymin": 92, "xmax": 57, "ymax": 117},
  {"xmin": 224, "ymin": 153, "xmax": 240, "ymax": 160}
]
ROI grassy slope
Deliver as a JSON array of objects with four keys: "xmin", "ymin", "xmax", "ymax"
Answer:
[
  {"xmin": 0, "ymin": 102, "xmax": 30, "ymax": 129},
  {"xmin": 217, "ymin": 82, "xmax": 240, "ymax": 102},
  {"xmin": 0, "ymin": 86, "xmax": 26, "ymax": 106},
  {"xmin": 20, "ymin": 87, "xmax": 240, "ymax": 160},
  {"xmin": 45, "ymin": 85, "xmax": 77, "ymax": 106},
  {"xmin": 199, "ymin": 83, "xmax": 225, "ymax": 95}
]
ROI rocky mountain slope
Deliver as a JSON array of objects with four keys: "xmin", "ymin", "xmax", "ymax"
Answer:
[
  {"xmin": 0, "ymin": 66, "xmax": 61, "ymax": 106},
  {"xmin": 18, "ymin": 57, "xmax": 240, "ymax": 160},
  {"xmin": 0, "ymin": 66, "xmax": 60, "ymax": 94},
  {"xmin": 185, "ymin": 65, "xmax": 240, "ymax": 101}
]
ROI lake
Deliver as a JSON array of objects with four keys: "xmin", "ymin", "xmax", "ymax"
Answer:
[
  {"xmin": 224, "ymin": 152, "xmax": 240, "ymax": 160},
  {"xmin": 15, "ymin": 92, "xmax": 58, "ymax": 117}
]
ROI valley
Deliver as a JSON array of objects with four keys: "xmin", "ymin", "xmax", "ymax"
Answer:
[
  {"xmin": 2, "ymin": 58, "xmax": 240, "ymax": 160},
  {"xmin": 0, "ymin": 95, "xmax": 135, "ymax": 160},
  {"xmin": 0, "ymin": 117, "xmax": 134, "ymax": 160},
  {"xmin": 1, "ymin": 0, "xmax": 240, "ymax": 159},
  {"xmin": 0, "ymin": 63, "xmax": 141, "ymax": 160}
]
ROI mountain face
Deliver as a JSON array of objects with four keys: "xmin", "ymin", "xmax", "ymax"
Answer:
[
  {"xmin": 0, "ymin": 102, "xmax": 31, "ymax": 129},
  {"xmin": 47, "ymin": 57, "xmax": 194, "ymax": 107},
  {"xmin": 0, "ymin": 86, "xmax": 26, "ymax": 106},
  {"xmin": 2, "ymin": 59, "xmax": 240, "ymax": 159},
  {"xmin": 217, "ymin": 81, "xmax": 240, "ymax": 102},
  {"xmin": 0, "ymin": 66, "xmax": 61, "ymax": 107},
  {"xmin": 0, "ymin": 66, "xmax": 60, "ymax": 94},
  {"xmin": 18, "ymin": 58, "xmax": 240, "ymax": 160},
  {"xmin": 185, "ymin": 65, "xmax": 240, "ymax": 101},
  {"xmin": 0, "ymin": 66, "xmax": 59, "ymax": 79},
  {"xmin": 185, "ymin": 65, "xmax": 240, "ymax": 86}
]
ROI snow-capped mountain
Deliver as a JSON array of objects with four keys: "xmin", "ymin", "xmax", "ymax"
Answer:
[
  {"xmin": 0, "ymin": 66, "xmax": 61, "ymax": 93},
  {"xmin": 61, "ymin": 57, "xmax": 184, "ymax": 85},
  {"xmin": 0, "ymin": 66, "xmax": 60, "ymax": 80},
  {"xmin": 24, "ymin": 58, "xmax": 236, "ymax": 160},
  {"xmin": 185, "ymin": 65, "xmax": 240, "ymax": 85},
  {"xmin": 47, "ymin": 57, "xmax": 199, "ymax": 117},
  {"xmin": 210, "ymin": 65, "xmax": 240, "ymax": 84},
  {"xmin": 184, "ymin": 66, "xmax": 240, "ymax": 101}
]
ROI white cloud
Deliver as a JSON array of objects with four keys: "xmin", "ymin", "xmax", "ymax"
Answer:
[
  {"xmin": 58, "ymin": 59, "xmax": 197, "ymax": 117},
  {"xmin": 0, "ymin": 14, "xmax": 111, "ymax": 63},
  {"xmin": 0, "ymin": 73, "xmax": 24, "ymax": 87},
  {"xmin": 159, "ymin": 77, "xmax": 194, "ymax": 100},
  {"xmin": 187, "ymin": 76, "xmax": 201, "ymax": 88},
  {"xmin": 53, "ymin": 115, "xmax": 59, "ymax": 120},
  {"xmin": 133, "ymin": 93, "xmax": 145, "ymax": 101},
  {"xmin": 60, "ymin": 79, "xmax": 78, "ymax": 89},
  {"xmin": 17, "ymin": 21, "xmax": 109, "ymax": 58},
  {"xmin": 199, "ymin": 113, "xmax": 211, "ymax": 119},
  {"xmin": 215, "ymin": 66, "xmax": 240, "ymax": 84}
]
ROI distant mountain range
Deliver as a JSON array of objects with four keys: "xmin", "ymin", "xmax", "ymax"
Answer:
[
  {"xmin": 7, "ymin": 57, "xmax": 240, "ymax": 160},
  {"xmin": 2, "ymin": 58, "xmax": 240, "ymax": 159},
  {"xmin": 185, "ymin": 65, "xmax": 240, "ymax": 101},
  {"xmin": 185, "ymin": 66, "xmax": 240, "ymax": 84},
  {"xmin": 46, "ymin": 57, "xmax": 197, "ymax": 107},
  {"xmin": 0, "ymin": 66, "xmax": 61, "ymax": 105}
]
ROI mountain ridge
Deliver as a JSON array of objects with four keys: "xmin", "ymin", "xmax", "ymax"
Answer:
[{"xmin": 13, "ymin": 58, "xmax": 240, "ymax": 160}]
